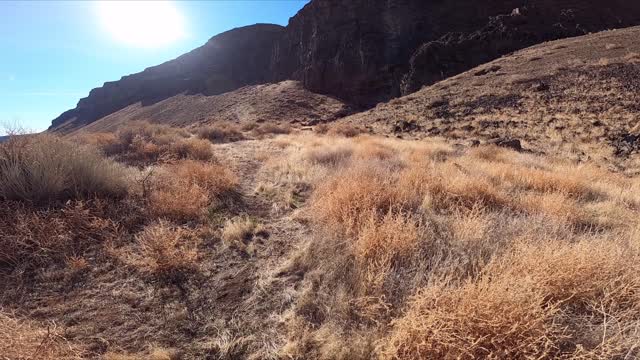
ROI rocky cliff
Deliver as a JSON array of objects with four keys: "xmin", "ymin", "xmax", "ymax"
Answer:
[
  {"xmin": 50, "ymin": 24, "xmax": 284, "ymax": 132},
  {"xmin": 50, "ymin": 0, "xmax": 640, "ymax": 132}
]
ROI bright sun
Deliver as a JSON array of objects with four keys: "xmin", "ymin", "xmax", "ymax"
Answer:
[{"xmin": 96, "ymin": 1, "xmax": 186, "ymax": 48}]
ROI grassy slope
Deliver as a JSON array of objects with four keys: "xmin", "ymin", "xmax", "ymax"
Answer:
[
  {"xmin": 2, "ymin": 124, "xmax": 640, "ymax": 359},
  {"xmin": 342, "ymin": 26, "xmax": 640, "ymax": 175}
]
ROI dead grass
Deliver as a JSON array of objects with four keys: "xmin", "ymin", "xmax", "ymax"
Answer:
[
  {"xmin": 0, "ymin": 311, "xmax": 85, "ymax": 359},
  {"xmin": 79, "ymin": 122, "xmax": 213, "ymax": 165},
  {"xmin": 252, "ymin": 123, "xmax": 292, "ymax": 137},
  {"xmin": 0, "ymin": 199, "xmax": 124, "ymax": 268},
  {"xmin": 148, "ymin": 160, "xmax": 239, "ymax": 221},
  {"xmin": 169, "ymin": 137, "xmax": 214, "ymax": 161},
  {"xmin": 327, "ymin": 122, "xmax": 366, "ymax": 137},
  {"xmin": 197, "ymin": 123, "xmax": 245, "ymax": 144},
  {"xmin": 0, "ymin": 134, "xmax": 130, "ymax": 203},
  {"xmin": 383, "ymin": 238, "xmax": 640, "ymax": 359},
  {"xmin": 272, "ymin": 135, "xmax": 640, "ymax": 359},
  {"xmin": 222, "ymin": 216, "xmax": 264, "ymax": 251},
  {"xmin": 122, "ymin": 221, "xmax": 199, "ymax": 280},
  {"xmin": 4, "ymin": 131, "xmax": 640, "ymax": 359}
]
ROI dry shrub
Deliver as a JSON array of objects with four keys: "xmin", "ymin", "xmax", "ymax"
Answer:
[
  {"xmin": 383, "ymin": 239, "xmax": 640, "ymax": 359},
  {"xmin": 169, "ymin": 137, "xmax": 214, "ymax": 161},
  {"xmin": 304, "ymin": 145, "xmax": 353, "ymax": 167},
  {"xmin": 489, "ymin": 163, "xmax": 596, "ymax": 199},
  {"xmin": 74, "ymin": 131, "xmax": 119, "ymax": 150},
  {"xmin": 327, "ymin": 123, "xmax": 366, "ymax": 137},
  {"xmin": 0, "ymin": 134, "xmax": 129, "ymax": 203},
  {"xmin": 421, "ymin": 165, "xmax": 510, "ymax": 212},
  {"xmin": 281, "ymin": 134, "xmax": 640, "ymax": 359},
  {"xmin": 222, "ymin": 216, "xmax": 263, "ymax": 250},
  {"xmin": 104, "ymin": 348, "xmax": 181, "ymax": 360},
  {"xmin": 197, "ymin": 123, "xmax": 245, "ymax": 143},
  {"xmin": 88, "ymin": 121, "xmax": 210, "ymax": 165},
  {"xmin": 253, "ymin": 123, "xmax": 292, "ymax": 137},
  {"xmin": 383, "ymin": 277, "xmax": 558, "ymax": 359},
  {"xmin": 354, "ymin": 212, "xmax": 421, "ymax": 292},
  {"xmin": 149, "ymin": 160, "xmax": 238, "ymax": 221},
  {"xmin": 0, "ymin": 200, "xmax": 126, "ymax": 268},
  {"xmin": 125, "ymin": 221, "xmax": 199, "ymax": 279},
  {"xmin": 311, "ymin": 163, "xmax": 406, "ymax": 238},
  {"xmin": 0, "ymin": 311, "xmax": 85, "ymax": 359},
  {"xmin": 314, "ymin": 123, "xmax": 330, "ymax": 134}
]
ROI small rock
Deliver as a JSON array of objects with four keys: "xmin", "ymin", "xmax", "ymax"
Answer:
[
  {"xmin": 488, "ymin": 138, "xmax": 523, "ymax": 151},
  {"xmin": 532, "ymin": 81, "xmax": 549, "ymax": 92},
  {"xmin": 393, "ymin": 119, "xmax": 420, "ymax": 133}
]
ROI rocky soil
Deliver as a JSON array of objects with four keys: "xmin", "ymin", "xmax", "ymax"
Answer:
[{"xmin": 341, "ymin": 26, "xmax": 640, "ymax": 175}]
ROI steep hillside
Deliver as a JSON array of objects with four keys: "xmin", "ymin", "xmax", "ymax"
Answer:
[
  {"xmin": 274, "ymin": 0, "xmax": 640, "ymax": 106},
  {"xmin": 50, "ymin": 24, "xmax": 285, "ymax": 133},
  {"xmin": 76, "ymin": 81, "xmax": 350, "ymax": 133},
  {"xmin": 50, "ymin": 0, "xmax": 640, "ymax": 133},
  {"xmin": 342, "ymin": 26, "xmax": 640, "ymax": 174}
]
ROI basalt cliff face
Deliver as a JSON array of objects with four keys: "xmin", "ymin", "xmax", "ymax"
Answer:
[
  {"xmin": 50, "ymin": 0, "xmax": 640, "ymax": 132},
  {"xmin": 50, "ymin": 24, "xmax": 285, "ymax": 132}
]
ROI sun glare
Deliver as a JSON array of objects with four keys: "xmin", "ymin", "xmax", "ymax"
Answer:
[{"xmin": 96, "ymin": 1, "xmax": 186, "ymax": 48}]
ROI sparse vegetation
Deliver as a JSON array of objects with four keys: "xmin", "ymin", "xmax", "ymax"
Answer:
[
  {"xmin": 78, "ymin": 121, "xmax": 213, "ymax": 165},
  {"xmin": 148, "ymin": 160, "xmax": 239, "ymax": 221},
  {"xmin": 197, "ymin": 123, "xmax": 245, "ymax": 143},
  {"xmin": 0, "ymin": 311, "xmax": 85, "ymax": 359},
  {"xmin": 222, "ymin": 216, "xmax": 264, "ymax": 251},
  {"xmin": 0, "ymin": 134, "xmax": 129, "ymax": 202},
  {"xmin": 252, "ymin": 123, "xmax": 292, "ymax": 137},
  {"xmin": 326, "ymin": 122, "xmax": 366, "ymax": 137},
  {"xmin": 123, "ymin": 221, "xmax": 199, "ymax": 280},
  {"xmin": 3, "ymin": 126, "xmax": 640, "ymax": 359},
  {"xmin": 272, "ymin": 135, "xmax": 640, "ymax": 359}
]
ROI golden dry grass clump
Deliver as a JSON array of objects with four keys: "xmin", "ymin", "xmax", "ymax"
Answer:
[
  {"xmin": 78, "ymin": 121, "xmax": 213, "ymax": 165},
  {"xmin": 252, "ymin": 123, "xmax": 292, "ymax": 137},
  {"xmin": 119, "ymin": 220, "xmax": 200, "ymax": 280},
  {"xmin": 270, "ymin": 134, "xmax": 640, "ymax": 359},
  {"xmin": 0, "ymin": 134, "xmax": 129, "ymax": 203},
  {"xmin": 0, "ymin": 311, "xmax": 85, "ymax": 359},
  {"xmin": 221, "ymin": 216, "xmax": 265, "ymax": 253},
  {"xmin": 197, "ymin": 123, "xmax": 245, "ymax": 144},
  {"xmin": 148, "ymin": 160, "xmax": 239, "ymax": 221}
]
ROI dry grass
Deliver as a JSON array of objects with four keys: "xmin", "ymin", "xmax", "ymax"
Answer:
[
  {"xmin": 169, "ymin": 137, "xmax": 214, "ymax": 161},
  {"xmin": 327, "ymin": 122, "xmax": 366, "ymax": 137},
  {"xmin": 252, "ymin": 123, "xmax": 292, "ymax": 137},
  {"xmin": 104, "ymin": 347, "xmax": 181, "ymax": 360},
  {"xmin": 197, "ymin": 123, "xmax": 245, "ymax": 144},
  {"xmin": 269, "ymin": 134, "xmax": 640, "ymax": 359},
  {"xmin": 148, "ymin": 160, "xmax": 239, "ymax": 221},
  {"xmin": 122, "ymin": 221, "xmax": 199, "ymax": 280},
  {"xmin": 0, "ymin": 311, "xmax": 85, "ymax": 359},
  {"xmin": 79, "ymin": 122, "xmax": 213, "ymax": 165},
  {"xmin": 0, "ymin": 199, "xmax": 131, "ymax": 269},
  {"xmin": 0, "ymin": 134, "xmax": 130, "ymax": 203},
  {"xmin": 4, "ymin": 130, "xmax": 640, "ymax": 359},
  {"xmin": 222, "ymin": 216, "xmax": 264, "ymax": 251}
]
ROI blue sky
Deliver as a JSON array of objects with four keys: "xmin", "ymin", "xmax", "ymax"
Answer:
[{"xmin": 0, "ymin": 1, "xmax": 308, "ymax": 133}]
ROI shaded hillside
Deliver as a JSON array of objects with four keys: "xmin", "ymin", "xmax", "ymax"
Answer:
[
  {"xmin": 50, "ymin": 0, "xmax": 640, "ymax": 132},
  {"xmin": 76, "ymin": 81, "xmax": 350, "ymax": 134},
  {"xmin": 341, "ymin": 26, "xmax": 640, "ymax": 174},
  {"xmin": 274, "ymin": 0, "xmax": 640, "ymax": 106},
  {"xmin": 50, "ymin": 24, "xmax": 285, "ymax": 133}
]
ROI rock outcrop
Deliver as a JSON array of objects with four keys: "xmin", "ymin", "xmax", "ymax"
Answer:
[{"xmin": 50, "ymin": 0, "xmax": 640, "ymax": 132}]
